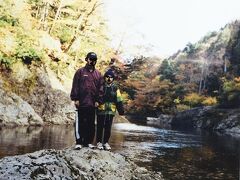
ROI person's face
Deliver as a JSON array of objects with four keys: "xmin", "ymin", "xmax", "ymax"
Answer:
[
  {"xmin": 87, "ymin": 57, "xmax": 97, "ymax": 66},
  {"xmin": 105, "ymin": 75, "xmax": 114, "ymax": 84}
]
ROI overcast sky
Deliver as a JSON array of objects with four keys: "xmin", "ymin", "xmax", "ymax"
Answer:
[{"xmin": 103, "ymin": 0, "xmax": 240, "ymax": 58}]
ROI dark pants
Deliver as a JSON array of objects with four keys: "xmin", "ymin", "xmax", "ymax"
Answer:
[
  {"xmin": 75, "ymin": 107, "xmax": 95, "ymax": 146},
  {"xmin": 96, "ymin": 114, "xmax": 114, "ymax": 144}
]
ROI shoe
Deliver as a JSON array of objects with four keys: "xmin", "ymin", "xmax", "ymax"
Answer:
[
  {"xmin": 97, "ymin": 142, "xmax": 104, "ymax": 150},
  {"xmin": 74, "ymin": 144, "xmax": 82, "ymax": 150},
  {"xmin": 103, "ymin": 143, "xmax": 111, "ymax": 150},
  {"xmin": 88, "ymin": 144, "xmax": 95, "ymax": 149}
]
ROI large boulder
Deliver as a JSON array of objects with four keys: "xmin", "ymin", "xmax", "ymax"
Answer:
[
  {"xmin": 1, "ymin": 63, "xmax": 75, "ymax": 126},
  {"xmin": 0, "ymin": 88, "xmax": 43, "ymax": 126},
  {"xmin": 0, "ymin": 148, "xmax": 163, "ymax": 180}
]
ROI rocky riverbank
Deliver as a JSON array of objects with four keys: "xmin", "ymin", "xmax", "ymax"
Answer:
[
  {"xmin": 145, "ymin": 106, "xmax": 240, "ymax": 136},
  {"xmin": 171, "ymin": 106, "xmax": 240, "ymax": 136},
  {"xmin": 0, "ymin": 148, "xmax": 163, "ymax": 180}
]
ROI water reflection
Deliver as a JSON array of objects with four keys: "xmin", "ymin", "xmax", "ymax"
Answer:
[
  {"xmin": 0, "ymin": 123, "xmax": 239, "ymax": 180},
  {"xmin": 111, "ymin": 123, "xmax": 240, "ymax": 180},
  {"xmin": 0, "ymin": 125, "xmax": 74, "ymax": 158}
]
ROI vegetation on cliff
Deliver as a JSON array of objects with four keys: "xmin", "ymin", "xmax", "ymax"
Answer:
[{"xmin": 0, "ymin": 0, "xmax": 118, "ymax": 125}]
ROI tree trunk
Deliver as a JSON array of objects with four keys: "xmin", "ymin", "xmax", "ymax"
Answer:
[
  {"xmin": 49, "ymin": 0, "xmax": 63, "ymax": 34},
  {"xmin": 198, "ymin": 59, "xmax": 205, "ymax": 94},
  {"xmin": 64, "ymin": 2, "xmax": 102, "ymax": 53},
  {"xmin": 64, "ymin": 15, "xmax": 84, "ymax": 52},
  {"xmin": 38, "ymin": 2, "xmax": 49, "ymax": 30}
]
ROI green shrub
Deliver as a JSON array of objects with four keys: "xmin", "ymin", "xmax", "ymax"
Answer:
[
  {"xmin": 219, "ymin": 77, "xmax": 240, "ymax": 107},
  {"xmin": 16, "ymin": 47, "xmax": 42, "ymax": 64},
  {"xmin": 52, "ymin": 25, "xmax": 73, "ymax": 44},
  {"xmin": 0, "ymin": 52, "xmax": 15, "ymax": 68},
  {"xmin": 0, "ymin": 15, "xmax": 19, "ymax": 26}
]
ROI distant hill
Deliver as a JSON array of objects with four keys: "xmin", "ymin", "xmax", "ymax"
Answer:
[
  {"xmin": 169, "ymin": 20, "xmax": 240, "ymax": 81},
  {"xmin": 124, "ymin": 20, "xmax": 240, "ymax": 115}
]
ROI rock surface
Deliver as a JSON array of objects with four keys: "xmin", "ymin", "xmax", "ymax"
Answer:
[
  {"xmin": 0, "ymin": 66, "xmax": 75, "ymax": 126},
  {"xmin": 0, "ymin": 88, "xmax": 43, "ymax": 126},
  {"xmin": 24, "ymin": 68, "xmax": 75, "ymax": 125},
  {"xmin": 171, "ymin": 106, "xmax": 240, "ymax": 136},
  {"xmin": 0, "ymin": 148, "xmax": 163, "ymax": 180},
  {"xmin": 146, "ymin": 114, "xmax": 172, "ymax": 127}
]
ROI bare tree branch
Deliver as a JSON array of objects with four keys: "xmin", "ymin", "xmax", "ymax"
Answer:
[{"xmin": 64, "ymin": 2, "xmax": 103, "ymax": 52}]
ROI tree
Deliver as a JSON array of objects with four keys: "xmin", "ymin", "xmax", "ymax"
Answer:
[
  {"xmin": 184, "ymin": 42, "xmax": 196, "ymax": 56},
  {"xmin": 64, "ymin": 1, "xmax": 103, "ymax": 52},
  {"xmin": 158, "ymin": 59, "xmax": 175, "ymax": 82}
]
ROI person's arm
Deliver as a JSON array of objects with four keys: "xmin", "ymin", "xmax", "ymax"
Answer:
[
  {"xmin": 116, "ymin": 88, "xmax": 124, "ymax": 115},
  {"xmin": 96, "ymin": 73, "xmax": 104, "ymax": 106},
  {"xmin": 70, "ymin": 70, "xmax": 80, "ymax": 108}
]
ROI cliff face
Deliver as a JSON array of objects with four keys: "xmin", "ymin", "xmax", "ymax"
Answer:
[
  {"xmin": 0, "ymin": 65, "xmax": 75, "ymax": 126},
  {"xmin": 0, "ymin": 148, "xmax": 163, "ymax": 180}
]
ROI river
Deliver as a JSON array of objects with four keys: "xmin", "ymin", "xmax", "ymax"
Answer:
[{"xmin": 0, "ymin": 122, "xmax": 239, "ymax": 180}]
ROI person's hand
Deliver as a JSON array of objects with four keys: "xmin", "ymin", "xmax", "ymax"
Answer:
[
  {"xmin": 74, "ymin": 101, "xmax": 80, "ymax": 108},
  {"xmin": 95, "ymin": 102, "xmax": 99, "ymax": 107}
]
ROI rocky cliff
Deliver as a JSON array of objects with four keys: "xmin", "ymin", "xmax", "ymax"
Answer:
[
  {"xmin": 171, "ymin": 106, "xmax": 240, "ymax": 136},
  {"xmin": 0, "ymin": 65, "xmax": 75, "ymax": 126}
]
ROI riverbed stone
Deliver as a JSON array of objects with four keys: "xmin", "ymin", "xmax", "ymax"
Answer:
[
  {"xmin": 146, "ymin": 114, "xmax": 172, "ymax": 127},
  {"xmin": 0, "ymin": 148, "xmax": 163, "ymax": 180}
]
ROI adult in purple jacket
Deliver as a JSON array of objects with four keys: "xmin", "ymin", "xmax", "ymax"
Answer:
[{"xmin": 70, "ymin": 52, "xmax": 104, "ymax": 149}]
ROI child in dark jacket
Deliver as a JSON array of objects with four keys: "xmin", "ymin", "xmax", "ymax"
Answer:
[{"xmin": 96, "ymin": 69, "xmax": 124, "ymax": 150}]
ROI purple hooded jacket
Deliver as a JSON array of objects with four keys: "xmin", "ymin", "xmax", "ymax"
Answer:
[{"xmin": 70, "ymin": 65, "xmax": 104, "ymax": 108}]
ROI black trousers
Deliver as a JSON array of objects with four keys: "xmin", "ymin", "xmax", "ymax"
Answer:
[
  {"xmin": 75, "ymin": 107, "xmax": 95, "ymax": 146},
  {"xmin": 96, "ymin": 114, "xmax": 114, "ymax": 144}
]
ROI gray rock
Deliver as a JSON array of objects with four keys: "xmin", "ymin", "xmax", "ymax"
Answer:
[
  {"xmin": 172, "ymin": 106, "xmax": 240, "ymax": 136},
  {"xmin": 0, "ymin": 148, "xmax": 163, "ymax": 180},
  {"xmin": 0, "ymin": 89, "xmax": 43, "ymax": 126},
  {"xmin": 24, "ymin": 68, "xmax": 75, "ymax": 125},
  {"xmin": 147, "ymin": 114, "xmax": 172, "ymax": 127},
  {"xmin": 1, "ymin": 65, "xmax": 75, "ymax": 126}
]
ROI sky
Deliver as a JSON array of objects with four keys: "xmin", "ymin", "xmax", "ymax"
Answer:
[{"xmin": 103, "ymin": 0, "xmax": 240, "ymax": 58}]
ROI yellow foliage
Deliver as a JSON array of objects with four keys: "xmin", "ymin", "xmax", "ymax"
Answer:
[
  {"xmin": 184, "ymin": 93, "xmax": 203, "ymax": 106},
  {"xmin": 202, "ymin": 96, "xmax": 217, "ymax": 106},
  {"xmin": 234, "ymin": 77, "xmax": 240, "ymax": 83},
  {"xmin": 176, "ymin": 104, "xmax": 190, "ymax": 112},
  {"xmin": 121, "ymin": 91, "xmax": 129, "ymax": 103},
  {"xmin": 174, "ymin": 97, "xmax": 181, "ymax": 104}
]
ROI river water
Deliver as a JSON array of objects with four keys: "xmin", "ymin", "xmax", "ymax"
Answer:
[{"xmin": 0, "ymin": 122, "xmax": 239, "ymax": 180}]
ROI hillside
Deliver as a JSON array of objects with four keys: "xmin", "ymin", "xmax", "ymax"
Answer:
[
  {"xmin": 168, "ymin": 20, "xmax": 240, "ymax": 108},
  {"xmin": 124, "ymin": 20, "xmax": 240, "ymax": 116},
  {"xmin": 0, "ymin": 0, "xmax": 115, "ymax": 126},
  {"xmin": 1, "ymin": 0, "xmax": 240, "ymax": 125}
]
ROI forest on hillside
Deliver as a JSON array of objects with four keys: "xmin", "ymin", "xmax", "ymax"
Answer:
[
  {"xmin": 0, "ymin": 0, "xmax": 115, "ymax": 97},
  {"xmin": 1, "ymin": 0, "xmax": 240, "ymax": 118},
  {"xmin": 122, "ymin": 21, "xmax": 240, "ymax": 116}
]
